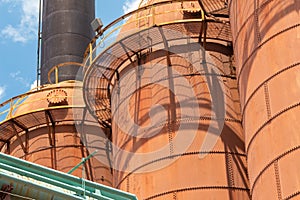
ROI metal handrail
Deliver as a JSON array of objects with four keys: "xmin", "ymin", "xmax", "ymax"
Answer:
[
  {"xmin": 83, "ymin": 0, "xmax": 202, "ymax": 67},
  {"xmin": 83, "ymin": 0, "xmax": 229, "ymax": 69},
  {"xmin": 0, "ymin": 83, "xmax": 83, "ymax": 124},
  {"xmin": 81, "ymin": 0, "xmax": 231, "ymax": 130},
  {"xmin": 47, "ymin": 62, "xmax": 83, "ymax": 84}
]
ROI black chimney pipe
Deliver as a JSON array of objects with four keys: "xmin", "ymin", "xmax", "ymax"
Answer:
[{"xmin": 41, "ymin": 0, "xmax": 95, "ymax": 84}]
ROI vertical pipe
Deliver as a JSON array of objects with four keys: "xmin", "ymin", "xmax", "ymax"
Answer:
[
  {"xmin": 36, "ymin": 0, "xmax": 42, "ymax": 88},
  {"xmin": 229, "ymin": 0, "xmax": 300, "ymax": 199},
  {"xmin": 41, "ymin": 0, "xmax": 95, "ymax": 84}
]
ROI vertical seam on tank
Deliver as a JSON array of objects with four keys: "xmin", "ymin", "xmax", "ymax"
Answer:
[
  {"xmin": 254, "ymin": 0, "xmax": 262, "ymax": 46},
  {"xmin": 246, "ymin": 101, "xmax": 300, "ymax": 153},
  {"xmin": 264, "ymin": 82, "xmax": 272, "ymax": 119},
  {"xmin": 237, "ymin": 23, "xmax": 300, "ymax": 88},
  {"xmin": 241, "ymin": 62, "xmax": 300, "ymax": 122},
  {"xmin": 233, "ymin": 0, "xmax": 299, "ymax": 85},
  {"xmin": 251, "ymin": 145, "xmax": 300, "ymax": 193},
  {"xmin": 127, "ymin": 176, "xmax": 130, "ymax": 192},
  {"xmin": 168, "ymin": 123, "xmax": 174, "ymax": 156},
  {"xmin": 172, "ymin": 192, "xmax": 177, "ymax": 200},
  {"xmin": 274, "ymin": 160, "xmax": 283, "ymax": 200},
  {"xmin": 232, "ymin": 0, "xmax": 274, "ymax": 47},
  {"xmin": 226, "ymin": 153, "xmax": 235, "ymax": 187}
]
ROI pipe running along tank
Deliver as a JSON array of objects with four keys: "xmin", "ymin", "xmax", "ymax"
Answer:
[
  {"xmin": 229, "ymin": 0, "xmax": 300, "ymax": 199},
  {"xmin": 83, "ymin": 0, "xmax": 250, "ymax": 198}
]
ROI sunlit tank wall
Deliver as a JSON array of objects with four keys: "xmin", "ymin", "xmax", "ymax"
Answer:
[
  {"xmin": 0, "ymin": 81, "xmax": 112, "ymax": 186},
  {"xmin": 41, "ymin": 0, "xmax": 95, "ymax": 84},
  {"xmin": 229, "ymin": 0, "xmax": 300, "ymax": 199},
  {"xmin": 108, "ymin": 1, "xmax": 249, "ymax": 199},
  {"xmin": 111, "ymin": 46, "xmax": 249, "ymax": 200}
]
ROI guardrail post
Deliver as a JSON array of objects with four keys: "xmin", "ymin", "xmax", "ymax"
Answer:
[
  {"xmin": 152, "ymin": 5, "xmax": 155, "ymax": 25},
  {"xmin": 9, "ymin": 99, "xmax": 13, "ymax": 118},
  {"xmin": 55, "ymin": 66, "xmax": 58, "ymax": 84},
  {"xmin": 89, "ymin": 43, "xmax": 93, "ymax": 65}
]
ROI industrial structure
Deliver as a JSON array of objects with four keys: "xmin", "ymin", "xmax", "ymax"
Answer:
[{"xmin": 0, "ymin": 0, "xmax": 299, "ymax": 199}]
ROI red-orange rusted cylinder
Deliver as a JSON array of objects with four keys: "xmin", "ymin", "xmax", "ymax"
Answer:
[
  {"xmin": 230, "ymin": 0, "xmax": 300, "ymax": 198},
  {"xmin": 0, "ymin": 81, "xmax": 112, "ymax": 186},
  {"xmin": 111, "ymin": 43, "xmax": 249, "ymax": 199},
  {"xmin": 107, "ymin": 1, "xmax": 250, "ymax": 197}
]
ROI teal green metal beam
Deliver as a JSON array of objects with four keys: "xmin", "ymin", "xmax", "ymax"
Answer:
[
  {"xmin": 0, "ymin": 170, "xmax": 83, "ymax": 200},
  {"xmin": 0, "ymin": 152, "xmax": 138, "ymax": 200},
  {"xmin": 0, "ymin": 163, "xmax": 111, "ymax": 199},
  {"xmin": 68, "ymin": 150, "xmax": 98, "ymax": 174}
]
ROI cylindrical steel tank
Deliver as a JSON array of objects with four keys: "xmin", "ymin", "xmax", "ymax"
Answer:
[
  {"xmin": 111, "ymin": 51, "xmax": 249, "ymax": 199},
  {"xmin": 0, "ymin": 81, "xmax": 112, "ymax": 186},
  {"xmin": 84, "ymin": 0, "xmax": 249, "ymax": 199},
  {"xmin": 229, "ymin": 0, "xmax": 300, "ymax": 199},
  {"xmin": 41, "ymin": 0, "xmax": 95, "ymax": 84}
]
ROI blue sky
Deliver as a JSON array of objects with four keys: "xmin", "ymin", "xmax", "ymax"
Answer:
[{"xmin": 0, "ymin": 0, "xmax": 140, "ymax": 102}]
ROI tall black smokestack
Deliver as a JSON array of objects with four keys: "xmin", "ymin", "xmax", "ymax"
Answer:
[{"xmin": 41, "ymin": 0, "xmax": 95, "ymax": 84}]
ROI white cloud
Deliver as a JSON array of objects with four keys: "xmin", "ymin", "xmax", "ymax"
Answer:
[
  {"xmin": 30, "ymin": 79, "xmax": 40, "ymax": 90},
  {"xmin": 10, "ymin": 70, "xmax": 21, "ymax": 78},
  {"xmin": 9, "ymin": 71, "xmax": 38, "ymax": 90},
  {"xmin": 1, "ymin": 0, "xmax": 39, "ymax": 43},
  {"xmin": 123, "ymin": 0, "xmax": 140, "ymax": 14},
  {"xmin": 0, "ymin": 86, "xmax": 5, "ymax": 100},
  {"xmin": 10, "ymin": 70, "xmax": 30, "ymax": 87}
]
